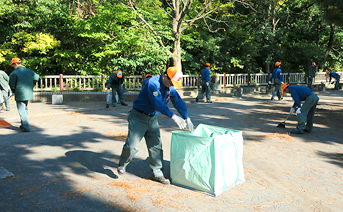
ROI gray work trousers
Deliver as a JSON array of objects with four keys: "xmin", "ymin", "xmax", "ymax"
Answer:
[{"xmin": 119, "ymin": 109, "xmax": 164, "ymax": 177}]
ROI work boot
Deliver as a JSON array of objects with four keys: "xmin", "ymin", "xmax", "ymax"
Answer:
[
  {"xmin": 117, "ymin": 166, "xmax": 125, "ymax": 175},
  {"xmin": 121, "ymin": 103, "xmax": 128, "ymax": 106},
  {"xmin": 290, "ymin": 130, "xmax": 303, "ymax": 134},
  {"xmin": 303, "ymin": 128, "xmax": 312, "ymax": 133},
  {"xmin": 195, "ymin": 98, "xmax": 198, "ymax": 102},
  {"xmin": 151, "ymin": 176, "xmax": 170, "ymax": 185},
  {"xmin": 21, "ymin": 128, "xmax": 30, "ymax": 132},
  {"xmin": 206, "ymin": 101, "xmax": 212, "ymax": 103}
]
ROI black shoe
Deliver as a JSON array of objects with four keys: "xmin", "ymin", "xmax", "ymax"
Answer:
[
  {"xmin": 121, "ymin": 103, "xmax": 128, "ymax": 106},
  {"xmin": 270, "ymin": 97, "xmax": 274, "ymax": 100},
  {"xmin": 290, "ymin": 130, "xmax": 303, "ymax": 134},
  {"xmin": 19, "ymin": 125, "xmax": 24, "ymax": 130},
  {"xmin": 303, "ymin": 128, "xmax": 311, "ymax": 133},
  {"xmin": 117, "ymin": 166, "xmax": 125, "ymax": 175},
  {"xmin": 278, "ymin": 97, "xmax": 283, "ymax": 101},
  {"xmin": 206, "ymin": 101, "xmax": 212, "ymax": 103},
  {"xmin": 5, "ymin": 108, "xmax": 10, "ymax": 111},
  {"xmin": 195, "ymin": 98, "xmax": 198, "ymax": 102},
  {"xmin": 21, "ymin": 128, "xmax": 30, "ymax": 132},
  {"xmin": 112, "ymin": 104, "xmax": 116, "ymax": 107},
  {"xmin": 151, "ymin": 176, "xmax": 170, "ymax": 185}
]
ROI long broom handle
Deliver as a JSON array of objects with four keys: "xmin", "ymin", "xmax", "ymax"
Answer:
[{"xmin": 0, "ymin": 94, "xmax": 13, "ymax": 106}]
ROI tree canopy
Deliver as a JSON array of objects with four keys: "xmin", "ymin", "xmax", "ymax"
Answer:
[{"xmin": 0, "ymin": 0, "xmax": 343, "ymax": 76}]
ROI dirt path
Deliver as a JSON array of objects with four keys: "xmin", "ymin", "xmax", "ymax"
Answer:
[{"xmin": 0, "ymin": 90, "xmax": 342, "ymax": 211}]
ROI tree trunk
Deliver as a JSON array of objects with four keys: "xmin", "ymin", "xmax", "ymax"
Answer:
[
  {"xmin": 322, "ymin": 23, "xmax": 335, "ymax": 72},
  {"xmin": 171, "ymin": 0, "xmax": 182, "ymax": 71}
]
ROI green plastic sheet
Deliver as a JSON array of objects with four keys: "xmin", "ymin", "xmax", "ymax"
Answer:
[{"xmin": 170, "ymin": 124, "xmax": 245, "ymax": 196}]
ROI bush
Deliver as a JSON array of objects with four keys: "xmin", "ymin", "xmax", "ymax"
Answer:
[
  {"xmin": 73, "ymin": 87, "xmax": 82, "ymax": 92},
  {"xmin": 92, "ymin": 87, "xmax": 103, "ymax": 92},
  {"xmin": 51, "ymin": 87, "xmax": 58, "ymax": 92}
]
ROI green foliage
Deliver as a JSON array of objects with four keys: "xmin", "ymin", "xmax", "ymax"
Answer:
[
  {"xmin": 0, "ymin": 0, "xmax": 343, "ymax": 76},
  {"xmin": 73, "ymin": 87, "xmax": 82, "ymax": 92},
  {"xmin": 92, "ymin": 87, "xmax": 103, "ymax": 92}
]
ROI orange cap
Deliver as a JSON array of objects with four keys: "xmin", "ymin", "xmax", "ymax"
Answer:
[
  {"xmin": 282, "ymin": 83, "xmax": 289, "ymax": 94},
  {"xmin": 145, "ymin": 74, "xmax": 152, "ymax": 78},
  {"xmin": 205, "ymin": 63, "xmax": 211, "ymax": 68},
  {"xmin": 275, "ymin": 62, "xmax": 281, "ymax": 67},
  {"xmin": 116, "ymin": 70, "xmax": 123, "ymax": 78},
  {"xmin": 312, "ymin": 62, "xmax": 316, "ymax": 66},
  {"xmin": 326, "ymin": 71, "xmax": 330, "ymax": 75},
  {"xmin": 167, "ymin": 67, "xmax": 183, "ymax": 88},
  {"xmin": 10, "ymin": 57, "xmax": 22, "ymax": 66}
]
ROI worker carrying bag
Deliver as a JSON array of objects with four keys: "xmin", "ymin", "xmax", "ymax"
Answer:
[{"xmin": 170, "ymin": 124, "xmax": 245, "ymax": 196}]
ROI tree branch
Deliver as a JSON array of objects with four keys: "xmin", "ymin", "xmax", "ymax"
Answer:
[{"xmin": 127, "ymin": 0, "xmax": 171, "ymax": 54}]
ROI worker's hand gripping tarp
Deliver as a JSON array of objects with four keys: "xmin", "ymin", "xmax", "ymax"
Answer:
[{"xmin": 170, "ymin": 124, "xmax": 245, "ymax": 196}]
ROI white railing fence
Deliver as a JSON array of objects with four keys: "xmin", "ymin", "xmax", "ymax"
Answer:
[{"xmin": 33, "ymin": 72, "xmax": 343, "ymax": 92}]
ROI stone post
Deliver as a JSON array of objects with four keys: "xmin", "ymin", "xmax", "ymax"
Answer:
[
  {"xmin": 101, "ymin": 74, "xmax": 105, "ymax": 91},
  {"xmin": 59, "ymin": 74, "xmax": 63, "ymax": 91}
]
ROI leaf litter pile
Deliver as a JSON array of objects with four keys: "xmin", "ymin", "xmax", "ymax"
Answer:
[{"xmin": 258, "ymin": 133, "xmax": 295, "ymax": 141}]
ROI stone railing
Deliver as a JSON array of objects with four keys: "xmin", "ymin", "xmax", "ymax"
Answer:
[{"xmin": 33, "ymin": 72, "xmax": 342, "ymax": 92}]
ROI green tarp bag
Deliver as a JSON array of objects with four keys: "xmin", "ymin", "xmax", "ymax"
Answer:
[{"xmin": 170, "ymin": 124, "xmax": 245, "ymax": 196}]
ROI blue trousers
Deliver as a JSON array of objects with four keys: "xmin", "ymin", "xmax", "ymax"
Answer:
[
  {"xmin": 0, "ymin": 89, "xmax": 9, "ymax": 110},
  {"xmin": 111, "ymin": 87, "xmax": 126, "ymax": 106},
  {"xmin": 119, "ymin": 109, "xmax": 164, "ymax": 177},
  {"xmin": 17, "ymin": 101, "xmax": 30, "ymax": 131}
]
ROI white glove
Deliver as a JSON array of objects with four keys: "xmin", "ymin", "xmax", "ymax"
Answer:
[
  {"xmin": 290, "ymin": 107, "xmax": 295, "ymax": 113},
  {"xmin": 206, "ymin": 82, "xmax": 209, "ymax": 86},
  {"xmin": 281, "ymin": 81, "xmax": 284, "ymax": 84},
  {"xmin": 107, "ymin": 89, "xmax": 110, "ymax": 93},
  {"xmin": 268, "ymin": 81, "xmax": 271, "ymax": 85},
  {"xmin": 171, "ymin": 114, "xmax": 187, "ymax": 129},
  {"xmin": 186, "ymin": 118, "xmax": 194, "ymax": 132},
  {"xmin": 296, "ymin": 108, "xmax": 301, "ymax": 115}
]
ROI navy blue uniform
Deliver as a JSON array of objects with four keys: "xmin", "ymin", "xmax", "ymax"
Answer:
[
  {"xmin": 196, "ymin": 67, "xmax": 211, "ymax": 102},
  {"xmin": 270, "ymin": 68, "xmax": 283, "ymax": 100},
  {"xmin": 328, "ymin": 72, "xmax": 341, "ymax": 90},
  {"xmin": 119, "ymin": 74, "xmax": 189, "ymax": 178},
  {"xmin": 288, "ymin": 85, "xmax": 319, "ymax": 133}
]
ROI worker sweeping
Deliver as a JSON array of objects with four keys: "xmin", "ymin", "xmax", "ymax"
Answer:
[
  {"xmin": 117, "ymin": 67, "xmax": 193, "ymax": 185},
  {"xmin": 281, "ymin": 84, "xmax": 319, "ymax": 134},
  {"xmin": 326, "ymin": 71, "xmax": 340, "ymax": 90}
]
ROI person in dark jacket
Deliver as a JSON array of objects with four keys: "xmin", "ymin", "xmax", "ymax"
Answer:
[
  {"xmin": 195, "ymin": 63, "xmax": 212, "ymax": 103},
  {"xmin": 269, "ymin": 61, "xmax": 283, "ymax": 100},
  {"xmin": 307, "ymin": 62, "xmax": 316, "ymax": 88},
  {"xmin": 326, "ymin": 71, "xmax": 340, "ymax": 90},
  {"xmin": 282, "ymin": 84, "xmax": 319, "ymax": 134},
  {"xmin": 0, "ymin": 70, "xmax": 10, "ymax": 111},
  {"xmin": 117, "ymin": 67, "xmax": 193, "ymax": 185},
  {"xmin": 9, "ymin": 58, "xmax": 39, "ymax": 132},
  {"xmin": 107, "ymin": 70, "xmax": 127, "ymax": 107}
]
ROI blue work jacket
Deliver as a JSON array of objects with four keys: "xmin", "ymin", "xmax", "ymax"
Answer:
[
  {"xmin": 201, "ymin": 68, "xmax": 210, "ymax": 83},
  {"xmin": 270, "ymin": 68, "xmax": 283, "ymax": 82},
  {"xmin": 328, "ymin": 72, "xmax": 339, "ymax": 82},
  {"xmin": 288, "ymin": 85, "xmax": 313, "ymax": 108},
  {"xmin": 133, "ymin": 75, "xmax": 189, "ymax": 118}
]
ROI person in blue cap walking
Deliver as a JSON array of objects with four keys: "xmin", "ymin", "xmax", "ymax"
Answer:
[
  {"xmin": 326, "ymin": 71, "xmax": 340, "ymax": 90},
  {"xmin": 117, "ymin": 67, "xmax": 194, "ymax": 185},
  {"xmin": 269, "ymin": 61, "xmax": 283, "ymax": 100},
  {"xmin": 282, "ymin": 84, "xmax": 319, "ymax": 134},
  {"xmin": 195, "ymin": 63, "xmax": 212, "ymax": 103}
]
